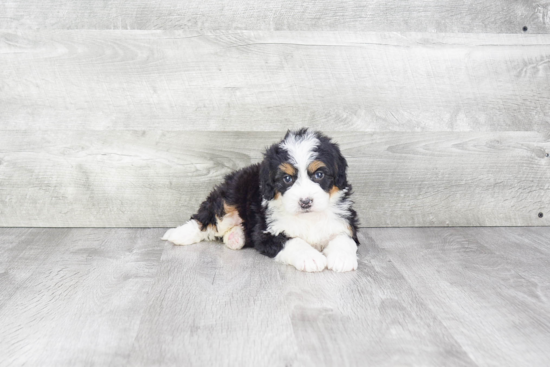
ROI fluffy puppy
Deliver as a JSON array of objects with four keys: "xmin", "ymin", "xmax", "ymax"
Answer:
[{"xmin": 162, "ymin": 128, "xmax": 359, "ymax": 272}]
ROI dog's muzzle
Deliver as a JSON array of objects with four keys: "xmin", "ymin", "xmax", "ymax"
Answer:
[{"xmin": 299, "ymin": 197, "xmax": 313, "ymax": 210}]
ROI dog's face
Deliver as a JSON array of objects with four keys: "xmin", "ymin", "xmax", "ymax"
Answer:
[{"xmin": 260, "ymin": 129, "xmax": 348, "ymax": 215}]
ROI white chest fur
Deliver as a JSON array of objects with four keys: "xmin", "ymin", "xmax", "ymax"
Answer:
[{"xmin": 265, "ymin": 197, "xmax": 351, "ymax": 251}]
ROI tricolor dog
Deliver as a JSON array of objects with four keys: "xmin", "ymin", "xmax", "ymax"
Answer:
[{"xmin": 163, "ymin": 128, "xmax": 359, "ymax": 272}]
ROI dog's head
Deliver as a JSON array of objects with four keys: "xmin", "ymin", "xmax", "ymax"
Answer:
[{"xmin": 260, "ymin": 128, "xmax": 349, "ymax": 214}]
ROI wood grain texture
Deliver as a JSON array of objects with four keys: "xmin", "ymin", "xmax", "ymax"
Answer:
[
  {"xmin": 0, "ymin": 228, "xmax": 164, "ymax": 366},
  {"xmin": 1, "ymin": 1, "xmax": 549, "ymax": 33},
  {"xmin": 128, "ymin": 237, "xmax": 298, "ymax": 366},
  {"xmin": 1, "ymin": 31, "xmax": 549, "ymax": 132},
  {"xmin": 280, "ymin": 231, "xmax": 474, "ymax": 367},
  {"xmin": 0, "ymin": 228, "xmax": 72, "ymax": 305},
  {"xmin": 368, "ymin": 227, "xmax": 550, "ymax": 366},
  {"xmin": 454, "ymin": 227, "xmax": 550, "ymax": 302},
  {"xmin": 0, "ymin": 130, "xmax": 548, "ymax": 227},
  {"xmin": 2, "ymin": 228, "xmax": 550, "ymax": 366},
  {"xmin": 129, "ymin": 231, "xmax": 475, "ymax": 367}
]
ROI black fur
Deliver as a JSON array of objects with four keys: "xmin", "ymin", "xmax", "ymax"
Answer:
[
  {"xmin": 259, "ymin": 143, "xmax": 292, "ymax": 200},
  {"xmin": 191, "ymin": 163, "xmax": 290, "ymax": 257},
  {"xmin": 189, "ymin": 129, "xmax": 360, "ymax": 258},
  {"xmin": 313, "ymin": 131, "xmax": 349, "ymax": 190}
]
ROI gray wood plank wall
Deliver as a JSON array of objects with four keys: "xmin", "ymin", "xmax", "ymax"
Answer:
[
  {"xmin": 1, "ymin": 131, "xmax": 548, "ymax": 227},
  {"xmin": 2, "ymin": 32, "xmax": 549, "ymax": 132},
  {"xmin": 0, "ymin": 2, "xmax": 549, "ymax": 227},
  {"xmin": 1, "ymin": 1, "xmax": 550, "ymax": 33}
]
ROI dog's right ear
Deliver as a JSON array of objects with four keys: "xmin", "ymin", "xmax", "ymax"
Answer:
[
  {"xmin": 260, "ymin": 158, "xmax": 275, "ymax": 201},
  {"xmin": 260, "ymin": 144, "xmax": 280, "ymax": 201}
]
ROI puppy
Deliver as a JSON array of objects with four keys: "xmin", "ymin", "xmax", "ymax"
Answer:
[{"xmin": 162, "ymin": 128, "xmax": 359, "ymax": 272}]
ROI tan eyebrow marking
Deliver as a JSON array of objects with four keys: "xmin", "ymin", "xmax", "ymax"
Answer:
[
  {"xmin": 279, "ymin": 163, "xmax": 296, "ymax": 176},
  {"xmin": 308, "ymin": 160, "xmax": 326, "ymax": 173}
]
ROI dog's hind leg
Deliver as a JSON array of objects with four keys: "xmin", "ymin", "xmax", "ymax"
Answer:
[
  {"xmin": 216, "ymin": 202, "xmax": 245, "ymax": 250},
  {"xmin": 162, "ymin": 191, "xmax": 224, "ymax": 245},
  {"xmin": 162, "ymin": 219, "xmax": 214, "ymax": 246},
  {"xmin": 222, "ymin": 225, "xmax": 245, "ymax": 250},
  {"xmin": 163, "ymin": 190, "xmax": 245, "ymax": 248}
]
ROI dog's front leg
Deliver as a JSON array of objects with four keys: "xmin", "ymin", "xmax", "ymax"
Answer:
[
  {"xmin": 274, "ymin": 238, "xmax": 327, "ymax": 272},
  {"xmin": 322, "ymin": 233, "xmax": 358, "ymax": 272}
]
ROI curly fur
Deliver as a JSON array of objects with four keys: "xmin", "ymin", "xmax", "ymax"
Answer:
[{"xmin": 163, "ymin": 128, "xmax": 360, "ymax": 272}]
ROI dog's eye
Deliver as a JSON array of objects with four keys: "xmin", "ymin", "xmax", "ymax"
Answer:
[
  {"xmin": 283, "ymin": 175, "xmax": 293, "ymax": 184},
  {"xmin": 314, "ymin": 171, "xmax": 325, "ymax": 180}
]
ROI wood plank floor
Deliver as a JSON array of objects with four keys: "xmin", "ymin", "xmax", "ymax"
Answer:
[{"xmin": 1, "ymin": 227, "xmax": 549, "ymax": 366}]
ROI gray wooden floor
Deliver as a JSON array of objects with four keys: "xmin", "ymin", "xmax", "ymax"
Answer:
[{"xmin": 1, "ymin": 227, "xmax": 549, "ymax": 366}]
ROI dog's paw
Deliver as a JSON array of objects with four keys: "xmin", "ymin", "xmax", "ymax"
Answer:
[
  {"xmin": 325, "ymin": 251, "xmax": 358, "ymax": 272},
  {"xmin": 162, "ymin": 220, "xmax": 203, "ymax": 246},
  {"xmin": 275, "ymin": 238, "xmax": 327, "ymax": 272},
  {"xmin": 294, "ymin": 250, "xmax": 327, "ymax": 272},
  {"xmin": 223, "ymin": 225, "xmax": 245, "ymax": 250}
]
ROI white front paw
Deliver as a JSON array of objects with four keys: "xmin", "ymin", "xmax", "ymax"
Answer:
[
  {"xmin": 325, "ymin": 251, "xmax": 357, "ymax": 272},
  {"xmin": 162, "ymin": 220, "xmax": 203, "ymax": 246},
  {"xmin": 275, "ymin": 238, "xmax": 327, "ymax": 272},
  {"xmin": 293, "ymin": 249, "xmax": 327, "ymax": 272}
]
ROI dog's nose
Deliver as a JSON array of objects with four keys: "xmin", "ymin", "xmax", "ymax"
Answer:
[{"xmin": 299, "ymin": 197, "xmax": 313, "ymax": 209}]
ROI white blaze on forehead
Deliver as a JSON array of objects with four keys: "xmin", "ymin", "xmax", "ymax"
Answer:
[{"xmin": 279, "ymin": 130, "xmax": 319, "ymax": 173}]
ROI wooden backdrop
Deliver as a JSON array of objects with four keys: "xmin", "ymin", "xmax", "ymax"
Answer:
[{"xmin": 1, "ymin": 1, "xmax": 549, "ymax": 227}]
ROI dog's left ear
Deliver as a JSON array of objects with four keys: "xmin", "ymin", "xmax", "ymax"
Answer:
[{"xmin": 333, "ymin": 146, "xmax": 348, "ymax": 189}]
